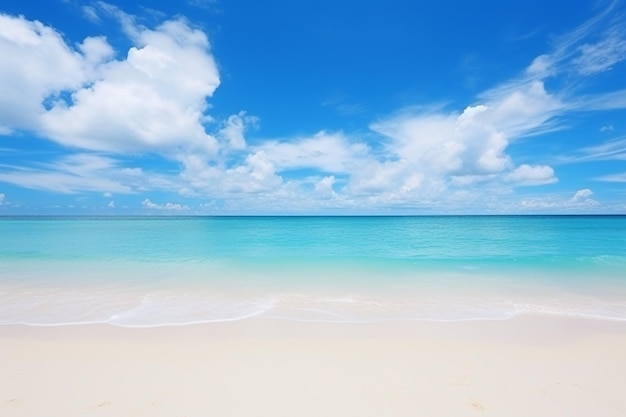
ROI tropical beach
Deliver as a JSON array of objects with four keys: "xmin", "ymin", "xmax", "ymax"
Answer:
[{"xmin": 2, "ymin": 0, "xmax": 626, "ymax": 415}]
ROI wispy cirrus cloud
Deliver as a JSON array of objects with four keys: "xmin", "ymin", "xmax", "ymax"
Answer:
[
  {"xmin": 563, "ymin": 136, "xmax": 626, "ymax": 163},
  {"xmin": 531, "ymin": 0, "xmax": 623, "ymax": 77},
  {"xmin": 596, "ymin": 172, "xmax": 626, "ymax": 182},
  {"xmin": 584, "ymin": 137, "xmax": 626, "ymax": 160},
  {"xmin": 0, "ymin": 154, "xmax": 169, "ymax": 194},
  {"xmin": 557, "ymin": 136, "xmax": 626, "ymax": 185},
  {"xmin": 483, "ymin": 0, "xmax": 626, "ymax": 111},
  {"xmin": 573, "ymin": 28, "xmax": 626, "ymax": 75},
  {"xmin": 82, "ymin": 5, "xmax": 101, "ymax": 23}
]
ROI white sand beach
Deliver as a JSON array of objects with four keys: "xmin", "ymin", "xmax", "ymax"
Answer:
[{"xmin": 1, "ymin": 316, "xmax": 626, "ymax": 417}]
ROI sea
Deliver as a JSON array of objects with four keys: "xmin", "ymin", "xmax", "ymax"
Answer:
[{"xmin": 1, "ymin": 215, "xmax": 625, "ymax": 326}]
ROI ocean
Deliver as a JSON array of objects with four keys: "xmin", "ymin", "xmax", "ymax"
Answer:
[{"xmin": 1, "ymin": 215, "xmax": 625, "ymax": 326}]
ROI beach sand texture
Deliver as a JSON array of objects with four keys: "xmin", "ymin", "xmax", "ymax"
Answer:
[{"xmin": 2, "ymin": 316, "xmax": 625, "ymax": 417}]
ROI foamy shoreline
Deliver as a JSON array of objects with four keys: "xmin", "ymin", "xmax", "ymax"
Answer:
[{"xmin": 2, "ymin": 315, "xmax": 626, "ymax": 416}]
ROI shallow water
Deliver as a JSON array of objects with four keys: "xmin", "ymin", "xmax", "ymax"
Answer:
[{"xmin": 1, "ymin": 216, "xmax": 625, "ymax": 326}]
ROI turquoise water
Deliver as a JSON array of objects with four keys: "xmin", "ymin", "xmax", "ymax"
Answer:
[{"xmin": 1, "ymin": 216, "xmax": 625, "ymax": 325}]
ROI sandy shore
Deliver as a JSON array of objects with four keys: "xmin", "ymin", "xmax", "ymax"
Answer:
[{"xmin": 1, "ymin": 316, "xmax": 626, "ymax": 417}]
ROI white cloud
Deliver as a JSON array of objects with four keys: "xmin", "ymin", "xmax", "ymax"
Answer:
[
  {"xmin": 573, "ymin": 29, "xmax": 626, "ymax": 75},
  {"xmin": 518, "ymin": 189, "xmax": 598, "ymax": 211},
  {"xmin": 0, "ymin": 10, "xmax": 221, "ymax": 156},
  {"xmin": 200, "ymin": 73, "xmax": 565, "ymax": 210},
  {"xmin": 570, "ymin": 188, "xmax": 593, "ymax": 202},
  {"xmin": 0, "ymin": 13, "xmax": 86, "ymax": 131},
  {"xmin": 0, "ymin": 193, "xmax": 5, "ymax": 204},
  {"xmin": 484, "ymin": 3, "xmax": 626, "ymax": 117},
  {"xmin": 568, "ymin": 188, "xmax": 598, "ymax": 208},
  {"xmin": 600, "ymin": 125, "xmax": 615, "ymax": 132},
  {"xmin": 142, "ymin": 198, "xmax": 189, "ymax": 211},
  {"xmin": 595, "ymin": 172, "xmax": 626, "ymax": 182},
  {"xmin": 577, "ymin": 137, "xmax": 626, "ymax": 161},
  {"xmin": 573, "ymin": 88, "xmax": 626, "ymax": 111},
  {"xmin": 372, "ymin": 81, "xmax": 562, "ymax": 178},
  {"xmin": 314, "ymin": 175, "xmax": 337, "ymax": 199},
  {"xmin": 82, "ymin": 5, "xmax": 101, "ymax": 23},
  {"xmin": 0, "ymin": 154, "xmax": 165, "ymax": 194},
  {"xmin": 217, "ymin": 111, "xmax": 258, "ymax": 151},
  {"xmin": 506, "ymin": 164, "xmax": 557, "ymax": 186},
  {"xmin": 483, "ymin": 81, "xmax": 564, "ymax": 139},
  {"xmin": 526, "ymin": 55, "xmax": 553, "ymax": 77},
  {"xmin": 41, "ymin": 18, "xmax": 220, "ymax": 154},
  {"xmin": 78, "ymin": 36, "xmax": 115, "ymax": 68},
  {"xmin": 345, "ymin": 159, "xmax": 409, "ymax": 196},
  {"xmin": 545, "ymin": 0, "xmax": 622, "ymax": 70},
  {"xmin": 518, "ymin": 197, "xmax": 560, "ymax": 210},
  {"xmin": 179, "ymin": 149, "xmax": 285, "ymax": 195},
  {"xmin": 362, "ymin": 84, "xmax": 559, "ymax": 199},
  {"xmin": 259, "ymin": 131, "xmax": 369, "ymax": 173},
  {"xmin": 108, "ymin": 200, "xmax": 115, "ymax": 208}
]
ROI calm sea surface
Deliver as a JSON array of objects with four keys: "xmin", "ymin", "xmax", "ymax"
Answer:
[{"xmin": 1, "ymin": 216, "xmax": 625, "ymax": 326}]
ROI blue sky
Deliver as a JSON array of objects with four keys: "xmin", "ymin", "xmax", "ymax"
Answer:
[{"xmin": 0, "ymin": 0, "xmax": 625, "ymax": 214}]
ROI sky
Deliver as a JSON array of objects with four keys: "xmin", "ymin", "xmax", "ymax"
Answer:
[{"xmin": 0, "ymin": 0, "xmax": 625, "ymax": 215}]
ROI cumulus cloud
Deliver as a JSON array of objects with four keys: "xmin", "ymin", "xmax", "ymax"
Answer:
[
  {"xmin": 314, "ymin": 175, "xmax": 337, "ymax": 199},
  {"xmin": 259, "ymin": 131, "xmax": 369, "ymax": 173},
  {"xmin": 372, "ymin": 104, "xmax": 513, "ymax": 176},
  {"xmin": 0, "ymin": 13, "xmax": 86, "ymax": 131},
  {"xmin": 142, "ymin": 198, "xmax": 189, "ymax": 211},
  {"xmin": 364, "ymin": 81, "xmax": 560, "ymax": 199},
  {"xmin": 180, "ymin": 150, "xmax": 284, "ymax": 195},
  {"xmin": 0, "ymin": 8, "xmax": 220, "ymax": 155},
  {"xmin": 217, "ymin": 111, "xmax": 258, "ymax": 151},
  {"xmin": 0, "ymin": 193, "xmax": 5, "ymax": 204},
  {"xmin": 506, "ymin": 164, "xmax": 557, "ymax": 185},
  {"xmin": 41, "ymin": 18, "xmax": 220, "ymax": 154},
  {"xmin": 570, "ymin": 188, "xmax": 594, "ymax": 202},
  {"xmin": 172, "ymin": 68, "xmax": 565, "ymax": 209}
]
